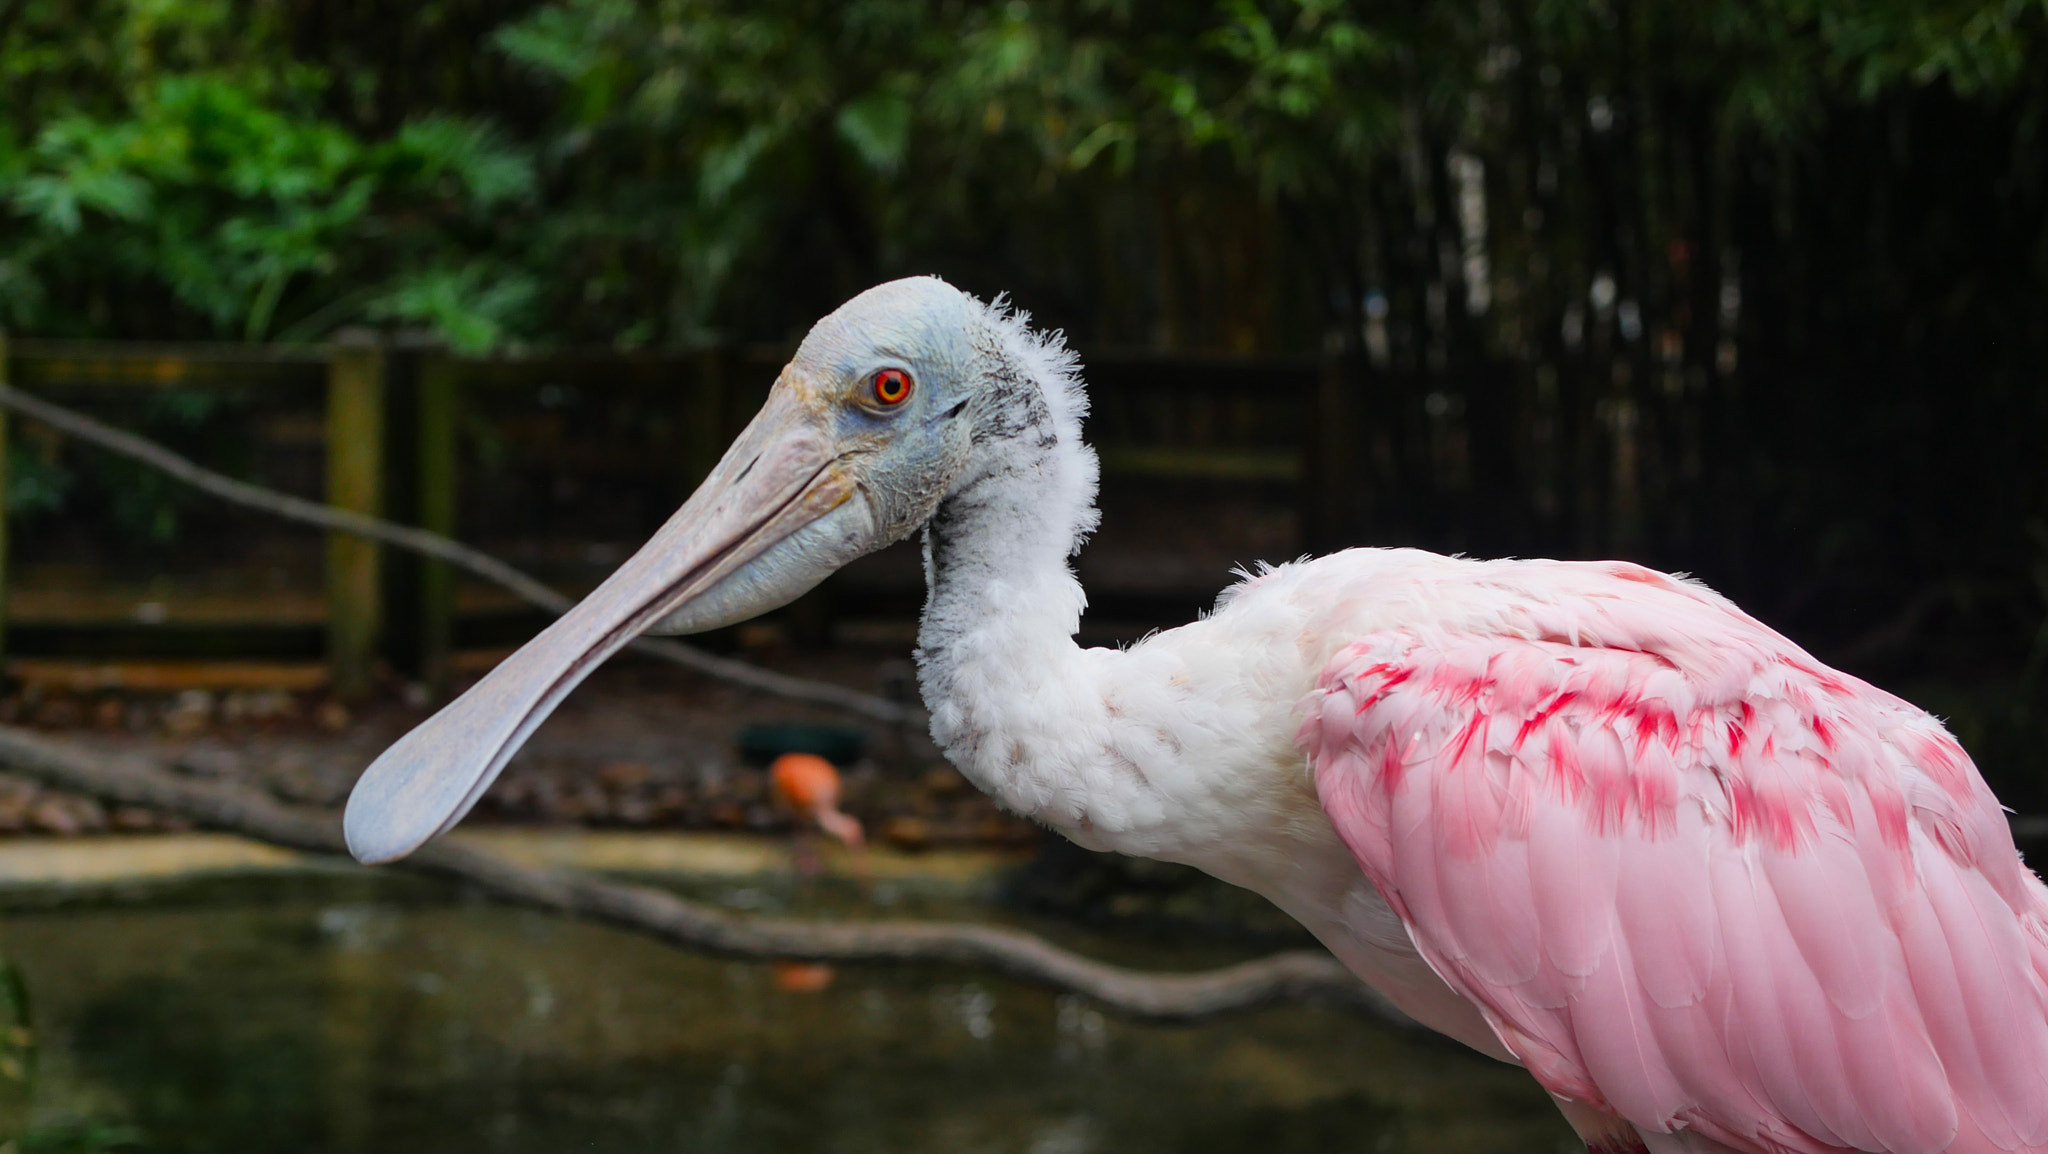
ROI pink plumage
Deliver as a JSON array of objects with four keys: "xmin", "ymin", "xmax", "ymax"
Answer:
[{"xmin": 1300, "ymin": 560, "xmax": 2048, "ymax": 1154}]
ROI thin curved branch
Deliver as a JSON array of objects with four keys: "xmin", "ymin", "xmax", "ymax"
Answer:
[
  {"xmin": 0, "ymin": 384, "xmax": 919, "ymax": 726},
  {"xmin": 0, "ymin": 724, "xmax": 1407, "ymax": 1026}
]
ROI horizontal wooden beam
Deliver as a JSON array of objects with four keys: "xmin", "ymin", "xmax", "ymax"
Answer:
[
  {"xmin": 8, "ymin": 339, "xmax": 331, "ymax": 364},
  {"xmin": 5, "ymin": 585, "xmax": 327, "ymax": 627},
  {"xmin": 1080, "ymin": 347, "xmax": 1323, "ymax": 374},
  {"xmin": 7, "ymin": 658, "xmax": 329, "ymax": 692},
  {"xmin": 8, "ymin": 353, "xmax": 326, "ymax": 391},
  {"xmin": 1095, "ymin": 446, "xmax": 1302, "ymax": 482}
]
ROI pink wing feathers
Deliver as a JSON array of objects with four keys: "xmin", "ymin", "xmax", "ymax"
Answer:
[{"xmin": 1299, "ymin": 563, "xmax": 2048, "ymax": 1154}]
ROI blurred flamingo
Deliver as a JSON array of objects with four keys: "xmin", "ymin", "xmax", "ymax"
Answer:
[
  {"xmin": 347, "ymin": 278, "xmax": 2048, "ymax": 1154},
  {"xmin": 769, "ymin": 751, "xmax": 864, "ymax": 853},
  {"xmin": 766, "ymin": 752, "xmax": 861, "ymax": 992}
]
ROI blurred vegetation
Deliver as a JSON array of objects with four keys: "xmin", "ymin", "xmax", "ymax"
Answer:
[
  {"xmin": 3, "ymin": 0, "xmax": 2048, "ymax": 792},
  {"xmin": 1, "ymin": 954, "xmax": 29, "ymax": 1142},
  {"xmin": 4, "ymin": 0, "xmax": 2039, "ymax": 350}
]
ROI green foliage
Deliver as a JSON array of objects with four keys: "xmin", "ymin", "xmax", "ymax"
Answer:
[
  {"xmin": 14, "ymin": 1115, "xmax": 147, "ymax": 1154},
  {"xmin": 1, "ymin": 0, "xmax": 2041, "ymax": 349},
  {"xmin": 6, "ymin": 430, "xmax": 75, "ymax": 517},
  {"xmin": 0, "ymin": 0, "xmax": 536, "ymax": 346}
]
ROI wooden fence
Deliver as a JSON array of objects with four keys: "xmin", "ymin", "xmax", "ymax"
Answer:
[{"xmin": 0, "ymin": 335, "xmax": 1340, "ymax": 699}]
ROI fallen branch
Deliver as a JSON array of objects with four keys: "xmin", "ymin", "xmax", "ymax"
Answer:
[
  {"xmin": 0, "ymin": 723, "xmax": 1405, "ymax": 1026},
  {"xmin": 0, "ymin": 384, "xmax": 919, "ymax": 726}
]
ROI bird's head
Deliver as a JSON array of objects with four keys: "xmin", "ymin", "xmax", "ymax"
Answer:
[{"xmin": 344, "ymin": 276, "xmax": 1084, "ymax": 864}]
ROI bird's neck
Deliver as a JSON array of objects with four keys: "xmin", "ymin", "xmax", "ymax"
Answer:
[{"xmin": 914, "ymin": 345, "xmax": 1107, "ymax": 825}]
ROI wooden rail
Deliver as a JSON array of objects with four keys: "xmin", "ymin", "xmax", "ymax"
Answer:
[
  {"xmin": 0, "ymin": 336, "xmax": 1343, "ymax": 697},
  {"xmin": 0, "ymin": 338, "xmax": 346, "ymax": 692}
]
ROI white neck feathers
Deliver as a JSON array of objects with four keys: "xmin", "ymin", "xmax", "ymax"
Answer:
[{"xmin": 914, "ymin": 300, "xmax": 1108, "ymax": 824}]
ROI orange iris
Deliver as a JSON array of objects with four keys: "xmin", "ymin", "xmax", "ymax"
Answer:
[{"xmin": 873, "ymin": 368, "xmax": 912, "ymax": 405}]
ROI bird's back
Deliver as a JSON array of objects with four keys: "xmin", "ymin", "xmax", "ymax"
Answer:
[{"xmin": 1283, "ymin": 551, "xmax": 2048, "ymax": 1154}]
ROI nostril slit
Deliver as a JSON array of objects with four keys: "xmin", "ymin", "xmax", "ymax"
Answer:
[{"xmin": 735, "ymin": 455, "xmax": 759, "ymax": 482}]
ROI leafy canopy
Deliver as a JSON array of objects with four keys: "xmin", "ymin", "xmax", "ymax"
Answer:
[{"xmin": 0, "ymin": 0, "xmax": 2040, "ymax": 349}]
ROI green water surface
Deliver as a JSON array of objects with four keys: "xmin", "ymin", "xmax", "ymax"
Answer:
[{"xmin": 0, "ymin": 877, "xmax": 1571, "ymax": 1154}]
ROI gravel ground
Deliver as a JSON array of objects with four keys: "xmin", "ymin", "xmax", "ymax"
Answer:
[
  {"xmin": 0, "ymin": 649, "xmax": 1326, "ymax": 942},
  {"xmin": 0, "ymin": 649, "xmax": 1043, "ymax": 852}
]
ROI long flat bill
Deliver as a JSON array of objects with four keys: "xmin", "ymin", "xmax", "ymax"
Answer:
[{"xmin": 343, "ymin": 384, "xmax": 872, "ymax": 863}]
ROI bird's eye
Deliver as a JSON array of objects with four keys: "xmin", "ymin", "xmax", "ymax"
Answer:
[{"xmin": 871, "ymin": 368, "xmax": 912, "ymax": 406}]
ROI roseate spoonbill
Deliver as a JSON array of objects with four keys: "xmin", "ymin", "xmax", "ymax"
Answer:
[{"xmin": 345, "ymin": 277, "xmax": 2048, "ymax": 1154}]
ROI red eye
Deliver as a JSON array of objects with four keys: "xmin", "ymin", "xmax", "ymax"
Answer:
[{"xmin": 872, "ymin": 368, "xmax": 912, "ymax": 406}]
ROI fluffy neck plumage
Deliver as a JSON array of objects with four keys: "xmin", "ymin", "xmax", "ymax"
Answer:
[{"xmin": 913, "ymin": 314, "xmax": 1107, "ymax": 825}]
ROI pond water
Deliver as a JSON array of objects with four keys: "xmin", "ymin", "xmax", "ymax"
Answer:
[{"xmin": 0, "ymin": 876, "xmax": 1573, "ymax": 1154}]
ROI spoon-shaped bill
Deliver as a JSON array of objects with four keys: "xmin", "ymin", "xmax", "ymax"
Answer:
[{"xmin": 343, "ymin": 382, "xmax": 877, "ymax": 864}]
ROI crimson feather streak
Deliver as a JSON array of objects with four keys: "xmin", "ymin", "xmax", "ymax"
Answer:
[{"xmin": 1303, "ymin": 603, "xmax": 2048, "ymax": 1154}]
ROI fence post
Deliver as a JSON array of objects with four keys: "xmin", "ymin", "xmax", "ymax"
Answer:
[
  {"xmin": 416, "ymin": 351, "xmax": 458, "ymax": 697},
  {"xmin": 326, "ymin": 335, "xmax": 386, "ymax": 700}
]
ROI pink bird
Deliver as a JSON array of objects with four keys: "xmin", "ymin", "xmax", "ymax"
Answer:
[
  {"xmin": 769, "ymin": 750, "xmax": 864, "ymax": 853},
  {"xmin": 344, "ymin": 278, "xmax": 2048, "ymax": 1153},
  {"xmin": 767, "ymin": 752, "xmax": 862, "ymax": 991}
]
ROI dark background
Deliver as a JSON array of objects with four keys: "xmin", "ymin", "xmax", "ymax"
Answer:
[{"xmin": 3, "ymin": 0, "xmax": 2046, "ymax": 802}]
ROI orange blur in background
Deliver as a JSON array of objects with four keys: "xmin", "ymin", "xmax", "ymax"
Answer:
[{"xmin": 769, "ymin": 752, "xmax": 863, "ymax": 849}]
